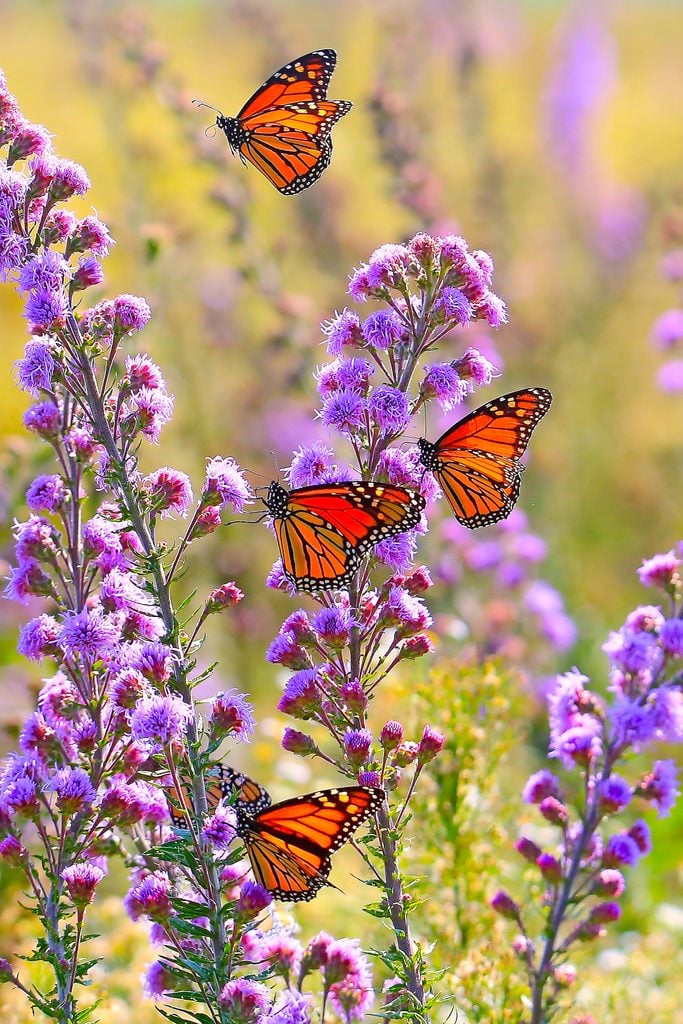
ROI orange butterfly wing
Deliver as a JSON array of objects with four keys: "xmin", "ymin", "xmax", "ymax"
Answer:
[
  {"xmin": 219, "ymin": 50, "xmax": 352, "ymax": 194},
  {"xmin": 268, "ymin": 481, "xmax": 426, "ymax": 592},
  {"xmin": 419, "ymin": 388, "xmax": 552, "ymax": 528},
  {"xmin": 239, "ymin": 786, "xmax": 384, "ymax": 902}
]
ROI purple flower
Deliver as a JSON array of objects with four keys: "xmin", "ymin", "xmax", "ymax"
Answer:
[
  {"xmin": 100, "ymin": 568, "xmax": 142, "ymax": 613},
  {"xmin": 24, "ymin": 286, "xmax": 67, "ymax": 333},
  {"xmin": 201, "ymin": 805, "xmax": 237, "ymax": 849},
  {"xmin": 25, "ymin": 473, "xmax": 66, "ymax": 513},
  {"xmin": 322, "ymin": 308, "xmax": 362, "ymax": 355},
  {"xmin": 432, "ymin": 286, "xmax": 471, "ymax": 325},
  {"xmin": 62, "ymin": 863, "xmax": 105, "ymax": 908},
  {"xmin": 624, "ymin": 605, "xmax": 664, "ymax": 633},
  {"xmin": 312, "ymin": 605, "xmax": 354, "ymax": 647},
  {"xmin": 382, "ymin": 586, "xmax": 432, "ymax": 633},
  {"xmin": 15, "ymin": 338, "xmax": 56, "ymax": 395},
  {"xmin": 72, "ymin": 254, "xmax": 104, "ymax": 291},
  {"xmin": 48, "ymin": 767, "xmax": 97, "ymax": 814},
  {"xmin": 126, "ymin": 387, "xmax": 174, "ymax": 443},
  {"xmin": 598, "ymin": 776, "xmax": 632, "ymax": 814},
  {"xmin": 454, "ymin": 346, "xmax": 498, "ymax": 388},
  {"xmin": 522, "ymin": 769, "xmax": 560, "ymax": 804},
  {"xmin": 421, "ymin": 363, "xmax": 468, "ymax": 411},
  {"xmin": 281, "ymin": 728, "xmax": 317, "ymax": 755},
  {"xmin": 321, "ymin": 390, "xmax": 367, "ymax": 434},
  {"xmin": 551, "ymin": 719, "xmax": 602, "ymax": 768},
  {"xmin": 145, "ymin": 467, "xmax": 193, "ymax": 518},
  {"xmin": 593, "ymin": 869, "xmax": 625, "ymax": 898},
  {"xmin": 123, "ymin": 353, "xmax": 165, "ymax": 392},
  {"xmin": 126, "ymin": 872, "xmax": 174, "ymax": 922},
  {"xmin": 202, "ymin": 456, "xmax": 252, "ymax": 511},
  {"xmin": 18, "ymin": 253, "xmax": 69, "ymax": 294},
  {"xmin": 266, "ymin": 631, "xmax": 309, "ymax": 669},
  {"xmin": 547, "ymin": 669, "xmax": 593, "ymax": 737},
  {"xmin": 628, "ymin": 819, "xmax": 652, "ymax": 855},
  {"xmin": 361, "ymin": 309, "xmax": 405, "ymax": 350},
  {"xmin": 82, "ymin": 514, "xmax": 122, "ymax": 564},
  {"xmin": 17, "ymin": 613, "xmax": 60, "ymax": 661},
  {"xmin": 68, "ymin": 215, "xmax": 114, "ymax": 256},
  {"xmin": 368, "ymin": 385, "xmax": 410, "ymax": 435},
  {"xmin": 208, "ymin": 690, "xmax": 255, "ymax": 742},
  {"xmin": 603, "ymin": 832, "xmax": 640, "ymax": 867},
  {"xmin": 603, "ymin": 629, "xmax": 662, "ymax": 682},
  {"xmin": 658, "ymin": 359, "xmax": 683, "ymax": 392},
  {"xmin": 48, "ymin": 158, "xmax": 90, "ymax": 200},
  {"xmin": 218, "ymin": 979, "xmax": 271, "ymax": 1022},
  {"xmin": 380, "ymin": 721, "xmax": 403, "ymax": 750},
  {"xmin": 113, "ymin": 293, "xmax": 151, "ymax": 333},
  {"xmin": 4, "ymin": 558, "xmax": 53, "ymax": 603},
  {"xmin": 23, "ymin": 400, "xmax": 61, "ymax": 437},
  {"xmin": 135, "ymin": 641, "xmax": 173, "ymax": 684},
  {"xmin": 278, "ymin": 669, "xmax": 322, "ymax": 719},
  {"xmin": 337, "ymin": 357, "xmax": 375, "ymax": 393},
  {"xmin": 490, "ymin": 890, "xmax": 521, "ymax": 920},
  {"xmin": 59, "ymin": 607, "xmax": 121, "ymax": 662},
  {"xmin": 344, "ymin": 728, "xmax": 373, "ymax": 768},
  {"xmin": 286, "ymin": 443, "xmax": 339, "ymax": 488},
  {"xmin": 609, "ymin": 699, "xmax": 655, "ymax": 751},
  {"xmin": 651, "ymin": 686, "xmax": 683, "ymax": 742},
  {"xmin": 142, "ymin": 961, "xmax": 176, "ymax": 1000},
  {"xmin": 266, "ymin": 991, "xmax": 311, "ymax": 1024},
  {"xmin": 374, "ymin": 531, "xmax": 418, "ymax": 573},
  {"xmin": 0, "ymin": 836, "xmax": 25, "ymax": 865},
  {"xmin": 236, "ymin": 880, "xmax": 272, "ymax": 920},
  {"xmin": 130, "ymin": 694, "xmax": 192, "ymax": 746},
  {"xmin": 638, "ymin": 760, "xmax": 678, "ymax": 817},
  {"xmin": 365, "ymin": 242, "xmax": 413, "ymax": 289},
  {"xmin": 417, "ymin": 724, "xmax": 445, "ymax": 763},
  {"xmin": 537, "ymin": 852, "xmax": 562, "ymax": 883},
  {"xmin": 637, "ymin": 550, "xmax": 680, "ymax": 591},
  {"xmin": 7, "ymin": 119, "xmax": 51, "ymax": 163},
  {"xmin": 651, "ymin": 309, "xmax": 683, "ymax": 349}
]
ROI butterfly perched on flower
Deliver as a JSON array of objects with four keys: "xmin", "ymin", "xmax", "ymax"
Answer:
[
  {"xmin": 417, "ymin": 387, "xmax": 552, "ymax": 528},
  {"xmin": 265, "ymin": 480, "xmax": 426, "ymax": 593},
  {"xmin": 195, "ymin": 49, "xmax": 352, "ymax": 194},
  {"xmin": 170, "ymin": 765, "xmax": 383, "ymax": 901}
]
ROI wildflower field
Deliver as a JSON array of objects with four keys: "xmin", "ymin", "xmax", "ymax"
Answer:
[{"xmin": 0, "ymin": 2, "xmax": 682, "ymax": 1023}]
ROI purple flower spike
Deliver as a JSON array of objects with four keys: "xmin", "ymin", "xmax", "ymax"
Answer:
[
  {"xmin": 202, "ymin": 456, "xmax": 253, "ymax": 511},
  {"xmin": 62, "ymin": 863, "xmax": 105, "ymax": 908},
  {"xmin": 130, "ymin": 694, "xmax": 192, "ymax": 746}
]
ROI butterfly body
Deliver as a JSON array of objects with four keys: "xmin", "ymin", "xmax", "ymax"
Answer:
[
  {"xmin": 206, "ymin": 50, "xmax": 351, "ymax": 194},
  {"xmin": 418, "ymin": 387, "xmax": 552, "ymax": 528},
  {"xmin": 265, "ymin": 480, "xmax": 425, "ymax": 592}
]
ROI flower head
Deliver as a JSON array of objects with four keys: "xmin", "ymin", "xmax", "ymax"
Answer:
[
  {"xmin": 218, "ymin": 980, "xmax": 271, "ymax": 1023},
  {"xmin": 130, "ymin": 694, "xmax": 192, "ymax": 746},
  {"xmin": 62, "ymin": 863, "xmax": 105, "ymax": 908},
  {"xmin": 59, "ymin": 607, "xmax": 121, "ymax": 662},
  {"xmin": 145, "ymin": 467, "xmax": 193, "ymax": 518},
  {"xmin": 208, "ymin": 690, "xmax": 255, "ymax": 742},
  {"xmin": 202, "ymin": 456, "xmax": 252, "ymax": 511}
]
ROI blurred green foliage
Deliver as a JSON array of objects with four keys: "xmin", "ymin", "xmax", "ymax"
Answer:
[{"xmin": 1, "ymin": 0, "xmax": 683, "ymax": 1019}]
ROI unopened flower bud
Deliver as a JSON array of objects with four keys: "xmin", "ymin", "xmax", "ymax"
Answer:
[{"xmin": 490, "ymin": 890, "xmax": 520, "ymax": 920}]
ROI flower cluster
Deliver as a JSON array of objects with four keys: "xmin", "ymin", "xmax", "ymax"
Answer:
[
  {"xmin": 0, "ymin": 66, "xmax": 277, "ymax": 1022},
  {"xmin": 492, "ymin": 545, "xmax": 682, "ymax": 1022},
  {"xmin": 267, "ymin": 235, "xmax": 508, "ymax": 1014},
  {"xmin": 433, "ymin": 508, "xmax": 576, "ymax": 686},
  {"xmin": 650, "ymin": 246, "xmax": 683, "ymax": 393}
]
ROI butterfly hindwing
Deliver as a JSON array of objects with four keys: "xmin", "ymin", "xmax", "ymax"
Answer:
[
  {"xmin": 418, "ymin": 387, "xmax": 552, "ymax": 528},
  {"xmin": 266, "ymin": 481, "xmax": 426, "ymax": 592}
]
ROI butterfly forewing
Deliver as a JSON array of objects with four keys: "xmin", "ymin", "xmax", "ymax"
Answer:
[
  {"xmin": 237, "ymin": 50, "xmax": 340, "ymax": 120},
  {"xmin": 419, "ymin": 387, "xmax": 552, "ymax": 528},
  {"xmin": 168, "ymin": 763, "xmax": 271, "ymax": 828}
]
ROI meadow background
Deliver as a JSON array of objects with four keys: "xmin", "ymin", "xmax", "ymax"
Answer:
[{"xmin": 1, "ymin": 0, "xmax": 682, "ymax": 1020}]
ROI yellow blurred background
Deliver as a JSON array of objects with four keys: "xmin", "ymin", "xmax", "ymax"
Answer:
[{"xmin": 1, "ymin": 0, "xmax": 683, "ymax": 1019}]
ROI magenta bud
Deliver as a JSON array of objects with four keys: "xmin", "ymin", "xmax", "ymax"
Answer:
[
  {"xmin": 392, "ymin": 741, "xmax": 419, "ymax": 767},
  {"xmin": 417, "ymin": 724, "xmax": 445, "ymax": 763},
  {"xmin": 589, "ymin": 901, "xmax": 621, "ymax": 924},
  {"xmin": 490, "ymin": 890, "xmax": 520, "ymax": 920},
  {"xmin": 281, "ymin": 728, "xmax": 317, "ymax": 756},
  {"xmin": 515, "ymin": 836, "xmax": 542, "ymax": 863},
  {"xmin": 539, "ymin": 796, "xmax": 568, "ymax": 825},
  {"xmin": 592, "ymin": 869, "xmax": 625, "ymax": 898},
  {"xmin": 205, "ymin": 582, "xmax": 244, "ymax": 613},
  {"xmin": 537, "ymin": 853, "xmax": 562, "ymax": 883},
  {"xmin": 380, "ymin": 720, "xmax": 403, "ymax": 750}
]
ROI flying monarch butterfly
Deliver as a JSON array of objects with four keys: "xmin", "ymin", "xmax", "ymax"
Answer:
[
  {"xmin": 194, "ymin": 49, "xmax": 352, "ymax": 194},
  {"xmin": 265, "ymin": 480, "xmax": 426, "ymax": 593},
  {"xmin": 417, "ymin": 387, "xmax": 552, "ymax": 528},
  {"xmin": 169, "ymin": 765, "xmax": 383, "ymax": 901}
]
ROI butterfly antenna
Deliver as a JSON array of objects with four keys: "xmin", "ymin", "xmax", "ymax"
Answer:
[{"xmin": 192, "ymin": 99, "xmax": 223, "ymax": 115}]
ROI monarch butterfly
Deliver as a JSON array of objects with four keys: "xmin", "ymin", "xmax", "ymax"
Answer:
[
  {"xmin": 265, "ymin": 480, "xmax": 426, "ymax": 593},
  {"xmin": 195, "ymin": 49, "xmax": 352, "ymax": 194},
  {"xmin": 170, "ymin": 766, "xmax": 383, "ymax": 901},
  {"xmin": 417, "ymin": 387, "xmax": 552, "ymax": 528},
  {"xmin": 167, "ymin": 764, "xmax": 272, "ymax": 828}
]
